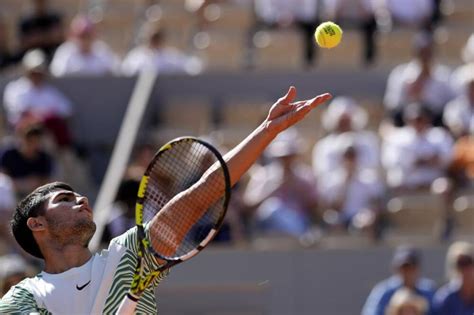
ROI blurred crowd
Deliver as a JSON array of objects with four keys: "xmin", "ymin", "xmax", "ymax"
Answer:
[{"xmin": 0, "ymin": 0, "xmax": 472, "ymax": 312}]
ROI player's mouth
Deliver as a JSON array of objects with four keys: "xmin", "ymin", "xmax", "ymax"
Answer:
[{"xmin": 80, "ymin": 206, "xmax": 93, "ymax": 216}]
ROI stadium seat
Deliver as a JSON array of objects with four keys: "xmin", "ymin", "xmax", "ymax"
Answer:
[
  {"xmin": 152, "ymin": 98, "xmax": 213, "ymax": 143},
  {"xmin": 386, "ymin": 192, "xmax": 444, "ymax": 237},
  {"xmin": 252, "ymin": 29, "xmax": 304, "ymax": 69},
  {"xmin": 205, "ymin": 3, "xmax": 255, "ymax": 32},
  {"xmin": 378, "ymin": 29, "xmax": 415, "ymax": 66},
  {"xmin": 194, "ymin": 31, "xmax": 245, "ymax": 70},
  {"xmin": 215, "ymin": 100, "xmax": 270, "ymax": 147},
  {"xmin": 453, "ymin": 193, "xmax": 474, "ymax": 236}
]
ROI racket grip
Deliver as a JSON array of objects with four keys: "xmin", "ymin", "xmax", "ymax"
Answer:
[{"xmin": 116, "ymin": 293, "xmax": 138, "ymax": 315}]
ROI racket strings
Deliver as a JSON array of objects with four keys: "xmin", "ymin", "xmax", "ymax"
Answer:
[{"xmin": 143, "ymin": 141, "xmax": 226, "ymax": 259}]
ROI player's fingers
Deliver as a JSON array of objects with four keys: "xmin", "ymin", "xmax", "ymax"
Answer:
[
  {"xmin": 305, "ymin": 93, "xmax": 332, "ymax": 108},
  {"xmin": 278, "ymin": 86, "xmax": 297, "ymax": 104}
]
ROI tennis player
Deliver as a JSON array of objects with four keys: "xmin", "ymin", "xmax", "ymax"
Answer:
[{"xmin": 0, "ymin": 86, "xmax": 331, "ymax": 314}]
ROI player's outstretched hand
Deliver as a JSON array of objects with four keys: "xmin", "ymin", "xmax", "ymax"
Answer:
[{"xmin": 264, "ymin": 86, "xmax": 332, "ymax": 135}]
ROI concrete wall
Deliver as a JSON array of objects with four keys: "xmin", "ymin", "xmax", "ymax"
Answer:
[{"xmin": 156, "ymin": 245, "xmax": 449, "ymax": 315}]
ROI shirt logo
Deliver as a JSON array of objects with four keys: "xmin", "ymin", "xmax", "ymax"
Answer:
[{"xmin": 76, "ymin": 280, "xmax": 91, "ymax": 291}]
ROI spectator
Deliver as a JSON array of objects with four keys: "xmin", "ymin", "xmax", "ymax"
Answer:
[
  {"xmin": 101, "ymin": 179, "xmax": 139, "ymax": 243},
  {"xmin": 18, "ymin": 0, "xmax": 64, "ymax": 62},
  {"xmin": 50, "ymin": 15, "xmax": 119, "ymax": 77},
  {"xmin": 443, "ymin": 71, "xmax": 474, "ymax": 139},
  {"xmin": 122, "ymin": 23, "xmax": 203, "ymax": 76},
  {"xmin": 377, "ymin": 0, "xmax": 435, "ymax": 32},
  {"xmin": 251, "ymin": 0, "xmax": 320, "ymax": 67},
  {"xmin": 322, "ymin": 0, "xmax": 378, "ymax": 65},
  {"xmin": 382, "ymin": 103, "xmax": 453, "ymax": 191},
  {"xmin": 451, "ymin": 34, "xmax": 474, "ymax": 94},
  {"xmin": 385, "ymin": 288, "xmax": 429, "ymax": 315},
  {"xmin": 319, "ymin": 140, "xmax": 385, "ymax": 239},
  {"xmin": 3, "ymin": 49, "xmax": 73, "ymax": 148},
  {"xmin": 362, "ymin": 245, "xmax": 436, "ymax": 315},
  {"xmin": 0, "ymin": 172, "xmax": 16, "ymax": 252},
  {"xmin": 433, "ymin": 241, "xmax": 474, "ymax": 315},
  {"xmin": 0, "ymin": 254, "xmax": 32, "ymax": 297},
  {"xmin": 449, "ymin": 125, "xmax": 474, "ymax": 189},
  {"xmin": 384, "ymin": 32, "xmax": 453, "ymax": 127},
  {"xmin": 312, "ymin": 96, "xmax": 379, "ymax": 180},
  {"xmin": 243, "ymin": 128, "xmax": 318, "ymax": 237},
  {"xmin": 0, "ymin": 124, "xmax": 55, "ymax": 199}
]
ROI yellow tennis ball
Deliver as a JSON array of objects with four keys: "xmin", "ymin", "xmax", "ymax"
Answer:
[{"xmin": 314, "ymin": 22, "xmax": 343, "ymax": 49}]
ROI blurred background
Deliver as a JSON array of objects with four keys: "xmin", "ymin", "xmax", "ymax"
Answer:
[{"xmin": 0, "ymin": 0, "xmax": 472, "ymax": 314}]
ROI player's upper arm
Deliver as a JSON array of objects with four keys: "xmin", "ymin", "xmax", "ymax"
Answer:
[{"xmin": 0, "ymin": 285, "xmax": 42, "ymax": 314}]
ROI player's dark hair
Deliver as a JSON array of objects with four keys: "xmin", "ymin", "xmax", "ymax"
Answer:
[{"xmin": 11, "ymin": 182, "xmax": 75, "ymax": 259}]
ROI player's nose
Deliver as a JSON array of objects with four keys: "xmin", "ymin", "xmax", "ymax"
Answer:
[{"xmin": 77, "ymin": 195, "xmax": 89, "ymax": 206}]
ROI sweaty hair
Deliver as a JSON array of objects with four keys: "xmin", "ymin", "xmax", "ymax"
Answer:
[{"xmin": 11, "ymin": 182, "xmax": 74, "ymax": 259}]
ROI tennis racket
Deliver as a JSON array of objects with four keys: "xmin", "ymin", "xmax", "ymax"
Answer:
[{"xmin": 116, "ymin": 136, "xmax": 231, "ymax": 314}]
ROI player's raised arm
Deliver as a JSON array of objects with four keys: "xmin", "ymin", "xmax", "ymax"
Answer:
[
  {"xmin": 149, "ymin": 86, "xmax": 331, "ymax": 245},
  {"xmin": 222, "ymin": 86, "xmax": 331, "ymax": 186}
]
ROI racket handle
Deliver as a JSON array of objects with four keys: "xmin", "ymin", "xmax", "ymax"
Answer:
[{"xmin": 116, "ymin": 293, "xmax": 138, "ymax": 315}]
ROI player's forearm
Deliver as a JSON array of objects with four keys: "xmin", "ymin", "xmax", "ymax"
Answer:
[{"xmin": 224, "ymin": 122, "xmax": 276, "ymax": 187}]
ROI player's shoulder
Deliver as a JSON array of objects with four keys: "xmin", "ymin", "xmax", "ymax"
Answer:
[
  {"xmin": 0, "ymin": 277, "xmax": 39, "ymax": 309},
  {"xmin": 109, "ymin": 226, "xmax": 139, "ymax": 251},
  {"xmin": 433, "ymin": 281, "xmax": 458, "ymax": 303}
]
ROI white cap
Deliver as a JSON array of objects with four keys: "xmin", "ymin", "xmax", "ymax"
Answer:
[{"xmin": 22, "ymin": 49, "xmax": 48, "ymax": 73}]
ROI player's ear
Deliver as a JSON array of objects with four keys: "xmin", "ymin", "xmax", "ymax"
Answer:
[{"xmin": 27, "ymin": 216, "xmax": 47, "ymax": 232}]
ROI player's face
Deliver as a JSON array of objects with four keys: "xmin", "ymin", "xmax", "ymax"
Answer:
[{"xmin": 43, "ymin": 190, "xmax": 96, "ymax": 246}]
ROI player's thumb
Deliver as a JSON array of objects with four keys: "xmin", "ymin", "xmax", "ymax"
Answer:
[{"xmin": 279, "ymin": 86, "xmax": 296, "ymax": 104}]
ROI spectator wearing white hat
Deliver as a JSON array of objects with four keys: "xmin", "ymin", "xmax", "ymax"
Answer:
[
  {"xmin": 3, "ymin": 49, "xmax": 73, "ymax": 148},
  {"xmin": 434, "ymin": 241, "xmax": 474, "ymax": 315},
  {"xmin": 50, "ymin": 15, "xmax": 119, "ymax": 77},
  {"xmin": 312, "ymin": 96, "xmax": 380, "ymax": 181},
  {"xmin": 385, "ymin": 287, "xmax": 429, "ymax": 315},
  {"xmin": 243, "ymin": 128, "xmax": 319, "ymax": 237},
  {"xmin": 384, "ymin": 32, "xmax": 454, "ymax": 127}
]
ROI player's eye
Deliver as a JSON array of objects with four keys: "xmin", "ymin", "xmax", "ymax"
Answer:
[{"xmin": 58, "ymin": 196, "xmax": 73, "ymax": 202}]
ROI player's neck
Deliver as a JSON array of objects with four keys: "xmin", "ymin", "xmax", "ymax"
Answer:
[{"xmin": 43, "ymin": 246, "xmax": 92, "ymax": 274}]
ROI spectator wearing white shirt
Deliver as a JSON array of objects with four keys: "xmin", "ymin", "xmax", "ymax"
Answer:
[
  {"xmin": 443, "ymin": 71, "xmax": 474, "ymax": 139},
  {"xmin": 3, "ymin": 49, "xmax": 73, "ymax": 148},
  {"xmin": 312, "ymin": 96, "xmax": 380, "ymax": 180},
  {"xmin": 50, "ymin": 15, "xmax": 119, "ymax": 77},
  {"xmin": 122, "ymin": 24, "xmax": 203, "ymax": 76},
  {"xmin": 252, "ymin": 0, "xmax": 320, "ymax": 67},
  {"xmin": 243, "ymin": 128, "xmax": 319, "ymax": 238},
  {"xmin": 378, "ymin": 0, "xmax": 435, "ymax": 31},
  {"xmin": 384, "ymin": 33, "xmax": 454, "ymax": 127},
  {"xmin": 382, "ymin": 103, "xmax": 453, "ymax": 190},
  {"xmin": 450, "ymin": 33, "xmax": 474, "ymax": 95},
  {"xmin": 319, "ymin": 142, "xmax": 384, "ymax": 239}
]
